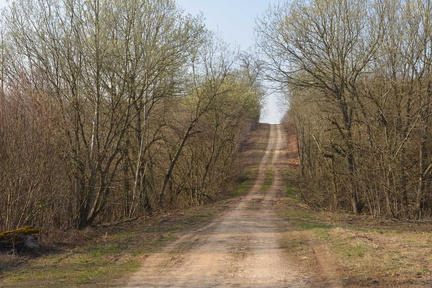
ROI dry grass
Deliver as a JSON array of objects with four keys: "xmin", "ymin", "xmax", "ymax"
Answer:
[{"xmin": 278, "ymin": 171, "xmax": 432, "ymax": 287}]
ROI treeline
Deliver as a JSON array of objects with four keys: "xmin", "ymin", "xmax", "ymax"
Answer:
[
  {"xmin": 257, "ymin": 0, "xmax": 432, "ymax": 219},
  {"xmin": 0, "ymin": 0, "xmax": 262, "ymax": 231}
]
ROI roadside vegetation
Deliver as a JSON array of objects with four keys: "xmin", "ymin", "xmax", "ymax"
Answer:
[
  {"xmin": 257, "ymin": 0, "xmax": 432, "ymax": 220},
  {"xmin": 277, "ymin": 134, "xmax": 432, "ymax": 287},
  {"xmin": 0, "ymin": 208, "xmax": 217, "ymax": 287}
]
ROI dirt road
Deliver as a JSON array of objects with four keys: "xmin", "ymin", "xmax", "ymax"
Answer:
[{"xmin": 125, "ymin": 124, "xmax": 310, "ymax": 287}]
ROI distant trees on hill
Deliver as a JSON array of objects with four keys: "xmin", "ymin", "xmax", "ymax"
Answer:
[
  {"xmin": 0, "ymin": 0, "xmax": 262, "ymax": 231},
  {"xmin": 257, "ymin": 0, "xmax": 432, "ymax": 219}
]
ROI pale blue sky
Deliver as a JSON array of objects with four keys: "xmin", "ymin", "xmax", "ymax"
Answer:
[
  {"xmin": 177, "ymin": 0, "xmax": 273, "ymax": 50},
  {"xmin": 0, "ymin": 0, "xmax": 285, "ymax": 123},
  {"xmin": 176, "ymin": 0, "xmax": 284, "ymax": 124}
]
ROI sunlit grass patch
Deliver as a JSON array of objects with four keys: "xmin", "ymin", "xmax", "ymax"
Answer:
[{"xmin": 259, "ymin": 169, "xmax": 274, "ymax": 193}]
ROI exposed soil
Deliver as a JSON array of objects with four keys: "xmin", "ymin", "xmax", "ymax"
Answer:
[{"xmin": 123, "ymin": 124, "xmax": 331, "ymax": 288}]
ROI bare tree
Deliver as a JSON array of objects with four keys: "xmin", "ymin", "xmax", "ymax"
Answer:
[
  {"xmin": 4, "ymin": 0, "xmax": 206, "ymax": 228},
  {"xmin": 258, "ymin": 0, "xmax": 432, "ymax": 220},
  {"xmin": 257, "ymin": 0, "xmax": 385, "ymax": 214},
  {"xmin": 1, "ymin": 0, "xmax": 263, "ymax": 231}
]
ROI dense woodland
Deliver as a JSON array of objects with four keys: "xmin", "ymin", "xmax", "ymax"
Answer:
[
  {"xmin": 257, "ymin": 0, "xmax": 432, "ymax": 219},
  {"xmin": 0, "ymin": 0, "xmax": 262, "ymax": 231}
]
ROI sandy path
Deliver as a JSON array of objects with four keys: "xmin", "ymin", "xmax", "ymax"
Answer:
[{"xmin": 124, "ymin": 124, "xmax": 310, "ymax": 288}]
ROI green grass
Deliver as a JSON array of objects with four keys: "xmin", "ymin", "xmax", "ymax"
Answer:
[
  {"xmin": 259, "ymin": 169, "xmax": 274, "ymax": 193},
  {"xmin": 2, "ymin": 249, "xmax": 141, "ymax": 287},
  {"xmin": 283, "ymin": 170, "xmax": 302, "ymax": 201},
  {"xmin": 229, "ymin": 179, "xmax": 252, "ymax": 198}
]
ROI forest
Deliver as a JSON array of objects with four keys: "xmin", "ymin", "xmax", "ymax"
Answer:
[
  {"xmin": 0, "ymin": 0, "xmax": 262, "ymax": 231},
  {"xmin": 257, "ymin": 0, "xmax": 432, "ymax": 219},
  {"xmin": 3, "ymin": 1, "xmax": 432, "ymax": 286},
  {"xmin": 3, "ymin": 0, "xmax": 432, "ymax": 236}
]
